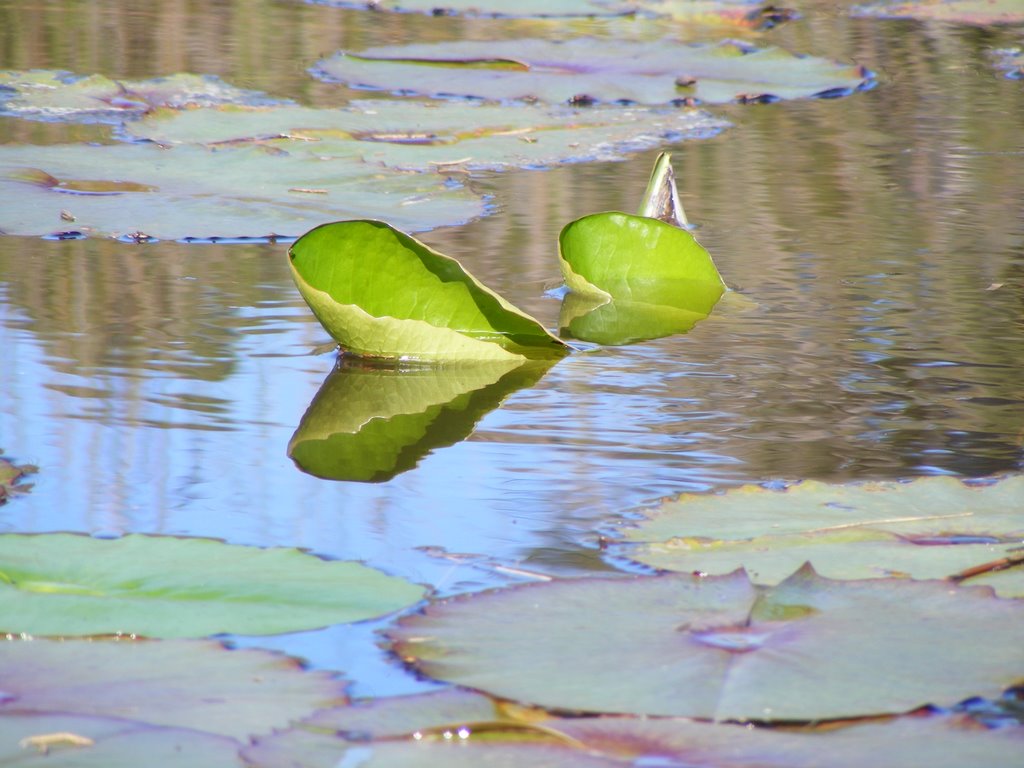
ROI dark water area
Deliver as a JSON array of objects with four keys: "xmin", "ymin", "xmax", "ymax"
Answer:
[{"xmin": 0, "ymin": 0, "xmax": 1022, "ymax": 692}]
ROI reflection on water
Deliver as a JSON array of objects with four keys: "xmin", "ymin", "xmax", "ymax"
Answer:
[{"xmin": 1, "ymin": 0, "xmax": 1023, "ymax": 689}]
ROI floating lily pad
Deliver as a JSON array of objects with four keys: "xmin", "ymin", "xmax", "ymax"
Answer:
[
  {"xmin": 389, "ymin": 565, "xmax": 1024, "ymax": 721},
  {"xmin": 852, "ymin": 0, "xmax": 1024, "ymax": 24},
  {"xmin": 0, "ymin": 142, "xmax": 483, "ymax": 239},
  {"xmin": 288, "ymin": 220, "xmax": 570, "ymax": 361},
  {"xmin": 0, "ymin": 70, "xmax": 286, "ymax": 123},
  {"xmin": 315, "ymin": 39, "xmax": 872, "ymax": 105},
  {"xmin": 289, "ymin": 358, "xmax": 550, "ymax": 482},
  {"xmin": 0, "ymin": 637, "xmax": 346, "ymax": 740},
  {"xmin": 0, "ymin": 533, "xmax": 425, "ymax": 637},
  {"xmin": 619, "ymin": 476, "xmax": 1024, "ymax": 596},
  {"xmin": 125, "ymin": 101, "xmax": 729, "ymax": 172},
  {"xmin": 1, "ymin": 712, "xmax": 243, "ymax": 767},
  {"xmin": 244, "ymin": 691, "xmax": 1024, "ymax": 767}
]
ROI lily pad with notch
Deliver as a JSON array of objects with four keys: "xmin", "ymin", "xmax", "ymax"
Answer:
[
  {"xmin": 618, "ymin": 475, "xmax": 1024, "ymax": 596},
  {"xmin": 388, "ymin": 565, "xmax": 1024, "ymax": 721},
  {"xmin": 289, "ymin": 358, "xmax": 552, "ymax": 482},
  {"xmin": 314, "ymin": 38, "xmax": 873, "ymax": 106},
  {"xmin": 288, "ymin": 220, "xmax": 570, "ymax": 361},
  {"xmin": 0, "ymin": 532, "xmax": 426, "ymax": 637}
]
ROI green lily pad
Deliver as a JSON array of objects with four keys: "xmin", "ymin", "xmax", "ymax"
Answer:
[
  {"xmin": 389, "ymin": 565, "xmax": 1024, "ymax": 721},
  {"xmin": 125, "ymin": 101, "xmax": 729, "ymax": 172},
  {"xmin": 0, "ymin": 533, "xmax": 425, "ymax": 637},
  {"xmin": 619, "ymin": 476, "xmax": 1024, "ymax": 596},
  {"xmin": 288, "ymin": 220, "xmax": 570, "ymax": 361},
  {"xmin": 0, "ymin": 70, "xmax": 286, "ymax": 123},
  {"xmin": 0, "ymin": 637, "xmax": 346, "ymax": 740},
  {"xmin": 0, "ymin": 142, "xmax": 483, "ymax": 239},
  {"xmin": 243, "ymin": 690, "xmax": 1024, "ymax": 767},
  {"xmin": 315, "ymin": 39, "xmax": 873, "ymax": 105},
  {"xmin": 289, "ymin": 358, "xmax": 551, "ymax": 482},
  {"xmin": 1, "ymin": 713, "xmax": 243, "ymax": 767},
  {"xmin": 852, "ymin": 0, "xmax": 1024, "ymax": 24}
]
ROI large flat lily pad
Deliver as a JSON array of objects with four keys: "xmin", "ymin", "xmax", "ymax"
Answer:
[
  {"xmin": 314, "ymin": 38, "xmax": 873, "ymax": 105},
  {"xmin": 0, "ymin": 533, "xmax": 425, "ymax": 637},
  {"xmin": 619, "ymin": 476, "xmax": 1024, "ymax": 596},
  {"xmin": 389, "ymin": 565, "xmax": 1024, "ymax": 721},
  {"xmin": 0, "ymin": 142, "xmax": 483, "ymax": 239}
]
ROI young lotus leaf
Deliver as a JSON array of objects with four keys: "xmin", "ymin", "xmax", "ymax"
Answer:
[
  {"xmin": 0, "ymin": 142, "xmax": 484, "ymax": 239},
  {"xmin": 289, "ymin": 359, "xmax": 550, "ymax": 482},
  {"xmin": 388, "ymin": 565, "xmax": 1024, "ymax": 721},
  {"xmin": 619, "ymin": 476, "xmax": 1024, "ymax": 595},
  {"xmin": 0, "ymin": 533, "xmax": 425, "ymax": 637},
  {"xmin": 315, "ymin": 39, "xmax": 873, "ymax": 105},
  {"xmin": 0, "ymin": 637, "xmax": 346, "ymax": 740},
  {"xmin": 125, "ymin": 101, "xmax": 729, "ymax": 172},
  {"xmin": 288, "ymin": 220, "xmax": 569, "ymax": 361},
  {"xmin": 1, "ymin": 712, "xmax": 243, "ymax": 767},
  {"xmin": 0, "ymin": 70, "xmax": 286, "ymax": 123},
  {"xmin": 559, "ymin": 212, "xmax": 726, "ymax": 303},
  {"xmin": 852, "ymin": 0, "xmax": 1024, "ymax": 24}
]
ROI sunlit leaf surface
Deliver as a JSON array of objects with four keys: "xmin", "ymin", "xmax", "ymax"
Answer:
[
  {"xmin": 389, "ymin": 566, "xmax": 1024, "ymax": 720},
  {"xmin": 0, "ymin": 70, "xmax": 286, "ymax": 123},
  {"xmin": 852, "ymin": 0, "xmax": 1024, "ymax": 24},
  {"xmin": 0, "ymin": 533, "xmax": 425, "ymax": 637},
  {"xmin": 0, "ymin": 637, "xmax": 346, "ymax": 740},
  {"xmin": 315, "ymin": 39, "xmax": 873, "ymax": 105},
  {"xmin": 244, "ymin": 690, "xmax": 1024, "ymax": 767},
  {"xmin": 288, "ymin": 220, "xmax": 569, "ymax": 361},
  {"xmin": 0, "ymin": 142, "xmax": 483, "ymax": 238},
  {"xmin": 289, "ymin": 359, "xmax": 550, "ymax": 482},
  {"xmin": 125, "ymin": 101, "xmax": 729, "ymax": 171},
  {"xmin": 620, "ymin": 476, "xmax": 1024, "ymax": 595}
]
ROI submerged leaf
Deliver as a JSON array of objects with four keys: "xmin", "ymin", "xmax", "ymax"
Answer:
[
  {"xmin": 0, "ymin": 637, "xmax": 346, "ymax": 740},
  {"xmin": 315, "ymin": 39, "xmax": 873, "ymax": 105},
  {"xmin": 619, "ymin": 476, "xmax": 1024, "ymax": 596},
  {"xmin": 0, "ymin": 533, "xmax": 425, "ymax": 637},
  {"xmin": 288, "ymin": 220, "xmax": 569, "ymax": 361},
  {"xmin": 0, "ymin": 142, "xmax": 483, "ymax": 238},
  {"xmin": 389, "ymin": 566, "xmax": 1024, "ymax": 721}
]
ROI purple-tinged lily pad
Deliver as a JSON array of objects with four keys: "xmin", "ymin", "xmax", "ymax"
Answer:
[
  {"xmin": 0, "ymin": 142, "xmax": 484, "ymax": 239},
  {"xmin": 0, "ymin": 533, "xmax": 425, "ymax": 637},
  {"xmin": 619, "ymin": 476, "xmax": 1024, "ymax": 596},
  {"xmin": 314, "ymin": 38, "xmax": 873, "ymax": 106},
  {"xmin": 125, "ymin": 101, "xmax": 728, "ymax": 172},
  {"xmin": 1, "ymin": 712, "xmax": 243, "ymax": 767},
  {"xmin": 852, "ymin": 0, "xmax": 1024, "ymax": 24},
  {"xmin": 389, "ymin": 565, "xmax": 1024, "ymax": 721},
  {"xmin": 0, "ymin": 637, "xmax": 347, "ymax": 740},
  {"xmin": 0, "ymin": 70, "xmax": 287, "ymax": 123}
]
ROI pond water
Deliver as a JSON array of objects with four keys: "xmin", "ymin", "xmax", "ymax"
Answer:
[{"xmin": 1, "ymin": 0, "xmax": 1022, "ymax": 696}]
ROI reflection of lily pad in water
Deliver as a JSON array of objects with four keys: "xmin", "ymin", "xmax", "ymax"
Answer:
[
  {"xmin": 0, "ymin": 142, "xmax": 484, "ymax": 239},
  {"xmin": 315, "ymin": 39, "xmax": 873, "ymax": 105},
  {"xmin": 0, "ymin": 637, "xmax": 346, "ymax": 741},
  {"xmin": 852, "ymin": 0, "xmax": 1024, "ymax": 24},
  {"xmin": 559, "ymin": 291, "xmax": 715, "ymax": 345},
  {"xmin": 0, "ymin": 533, "xmax": 425, "ymax": 637},
  {"xmin": 0, "ymin": 70, "xmax": 287, "ymax": 123},
  {"xmin": 390, "ymin": 565, "xmax": 1024, "ymax": 721},
  {"xmin": 619, "ymin": 475, "xmax": 1024, "ymax": 597},
  {"xmin": 289, "ymin": 359, "xmax": 550, "ymax": 482},
  {"xmin": 126, "ymin": 101, "xmax": 729, "ymax": 171}
]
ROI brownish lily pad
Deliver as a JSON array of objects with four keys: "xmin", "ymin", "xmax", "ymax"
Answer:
[
  {"xmin": 0, "ymin": 637, "xmax": 347, "ymax": 740},
  {"xmin": 389, "ymin": 565, "xmax": 1024, "ymax": 721},
  {"xmin": 314, "ymin": 38, "xmax": 873, "ymax": 106},
  {"xmin": 0, "ymin": 452, "xmax": 36, "ymax": 505}
]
